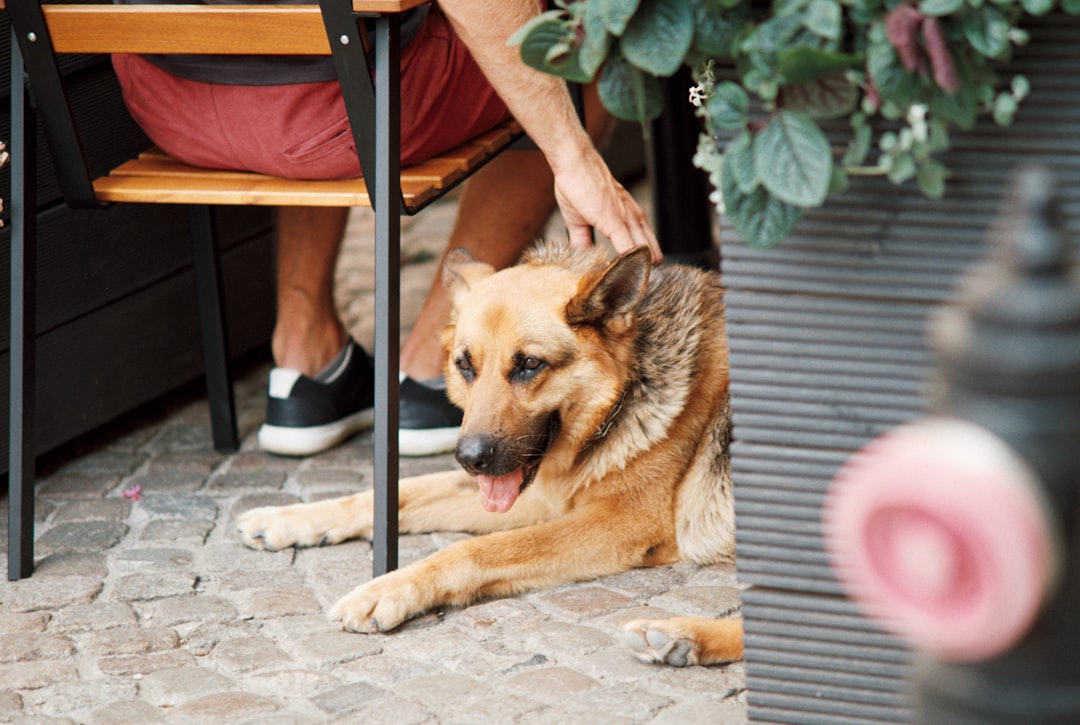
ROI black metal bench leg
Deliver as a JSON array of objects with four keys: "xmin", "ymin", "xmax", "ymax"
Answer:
[
  {"xmin": 8, "ymin": 35, "xmax": 37, "ymax": 581},
  {"xmin": 188, "ymin": 205, "xmax": 239, "ymax": 453},
  {"xmin": 371, "ymin": 15, "xmax": 401, "ymax": 577}
]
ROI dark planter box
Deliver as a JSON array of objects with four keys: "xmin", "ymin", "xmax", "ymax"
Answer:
[
  {"xmin": 1, "ymin": 20, "xmax": 275, "ymax": 469},
  {"xmin": 723, "ymin": 15, "xmax": 1080, "ymax": 724}
]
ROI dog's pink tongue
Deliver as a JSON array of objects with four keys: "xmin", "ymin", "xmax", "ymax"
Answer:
[{"xmin": 477, "ymin": 470, "xmax": 524, "ymax": 513}]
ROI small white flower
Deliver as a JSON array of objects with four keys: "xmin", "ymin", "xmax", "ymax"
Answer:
[{"xmin": 907, "ymin": 104, "xmax": 929, "ymax": 144}]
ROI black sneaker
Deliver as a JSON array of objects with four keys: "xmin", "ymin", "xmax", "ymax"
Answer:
[
  {"xmin": 399, "ymin": 375, "xmax": 463, "ymax": 457},
  {"xmin": 258, "ymin": 339, "xmax": 375, "ymax": 456}
]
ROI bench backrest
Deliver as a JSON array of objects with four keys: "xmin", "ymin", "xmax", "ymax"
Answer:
[{"xmin": 4, "ymin": 0, "xmax": 427, "ymax": 208}]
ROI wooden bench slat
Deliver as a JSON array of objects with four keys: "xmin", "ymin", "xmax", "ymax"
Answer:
[
  {"xmin": 26, "ymin": 2, "xmax": 429, "ymax": 55},
  {"xmin": 400, "ymin": 159, "xmax": 466, "ymax": 189},
  {"xmin": 92, "ymin": 175, "xmax": 445, "ymax": 207},
  {"xmin": 113, "ymin": 155, "xmax": 463, "ymax": 190},
  {"xmin": 0, "ymin": 1, "xmax": 428, "ymax": 14},
  {"xmin": 93, "ymin": 175, "xmax": 371, "ymax": 207},
  {"xmin": 469, "ymin": 124, "xmax": 520, "ymax": 154},
  {"xmin": 90, "ymin": 119, "xmax": 523, "ymax": 209},
  {"xmin": 40, "ymin": 6, "xmax": 329, "ymax": 55}
]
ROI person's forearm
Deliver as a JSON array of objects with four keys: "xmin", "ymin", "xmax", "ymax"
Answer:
[
  {"xmin": 436, "ymin": 0, "xmax": 662, "ymax": 261},
  {"xmin": 436, "ymin": 0, "xmax": 592, "ymax": 174}
]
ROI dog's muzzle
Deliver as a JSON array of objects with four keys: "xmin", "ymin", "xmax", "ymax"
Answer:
[{"xmin": 455, "ymin": 414, "xmax": 561, "ymax": 489}]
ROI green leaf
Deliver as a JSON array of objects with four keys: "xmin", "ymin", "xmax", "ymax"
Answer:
[
  {"xmin": 621, "ymin": 0, "xmax": 696, "ymax": 76},
  {"xmin": 993, "ymin": 91, "xmax": 1019, "ymax": 125},
  {"xmin": 691, "ymin": 0, "xmax": 745, "ymax": 57},
  {"xmin": 916, "ymin": 160, "xmax": 948, "ymax": 198},
  {"xmin": 517, "ymin": 16, "xmax": 594, "ymax": 83},
  {"xmin": 841, "ymin": 116, "xmax": 872, "ymax": 166},
  {"xmin": 508, "ymin": 10, "xmax": 565, "ymax": 47},
  {"xmin": 962, "ymin": 6, "xmax": 1012, "ymax": 59},
  {"xmin": 919, "ymin": 0, "xmax": 963, "ymax": 16},
  {"xmin": 778, "ymin": 46, "xmax": 862, "ymax": 84},
  {"xmin": 597, "ymin": 51, "xmax": 664, "ymax": 122},
  {"xmin": 753, "ymin": 111, "xmax": 833, "ymax": 207},
  {"xmin": 1020, "ymin": 0, "xmax": 1054, "ymax": 14},
  {"xmin": 721, "ymin": 156, "xmax": 805, "ymax": 248},
  {"xmin": 927, "ymin": 81, "xmax": 979, "ymax": 129},
  {"xmin": 706, "ymin": 82, "xmax": 750, "ymax": 129},
  {"xmin": 927, "ymin": 117, "xmax": 951, "ymax": 153},
  {"xmin": 743, "ymin": 13, "xmax": 805, "ymax": 55},
  {"xmin": 1063, "ymin": 0, "xmax": 1080, "ymax": 13},
  {"xmin": 805, "ymin": 0, "xmax": 842, "ymax": 40},
  {"xmin": 778, "ymin": 73, "xmax": 858, "ymax": 119},
  {"xmin": 866, "ymin": 38, "xmax": 921, "ymax": 108},
  {"xmin": 887, "ymin": 153, "xmax": 917, "ymax": 184},
  {"xmin": 829, "ymin": 165, "xmax": 850, "ymax": 195},
  {"xmin": 597, "ymin": 0, "xmax": 643, "ymax": 36},
  {"xmin": 725, "ymin": 130, "xmax": 759, "ymax": 193},
  {"xmin": 581, "ymin": 3, "xmax": 614, "ymax": 79}
]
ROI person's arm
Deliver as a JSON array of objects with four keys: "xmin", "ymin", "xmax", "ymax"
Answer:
[{"xmin": 436, "ymin": 0, "xmax": 662, "ymax": 263}]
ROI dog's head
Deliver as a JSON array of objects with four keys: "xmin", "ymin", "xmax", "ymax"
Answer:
[{"xmin": 441, "ymin": 244, "xmax": 651, "ymax": 513}]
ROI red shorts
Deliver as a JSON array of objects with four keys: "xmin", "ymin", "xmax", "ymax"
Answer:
[{"xmin": 111, "ymin": 7, "xmax": 510, "ymax": 179}]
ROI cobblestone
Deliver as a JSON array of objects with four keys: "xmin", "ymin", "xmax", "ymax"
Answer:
[
  {"xmin": 137, "ymin": 666, "xmax": 238, "ymax": 707},
  {"xmin": 0, "ymin": 632, "xmax": 75, "ymax": 662},
  {"xmin": 110, "ymin": 573, "xmax": 198, "ymax": 602},
  {"xmin": 34, "ymin": 521, "xmax": 128, "ymax": 556},
  {"xmin": 0, "ymin": 612, "xmax": 51, "ymax": 634},
  {"xmin": 3, "ymin": 186, "xmax": 746, "ymax": 722},
  {"xmin": 50, "ymin": 602, "xmax": 137, "ymax": 633},
  {"xmin": 6, "ymin": 576, "xmax": 103, "ymax": 613}
]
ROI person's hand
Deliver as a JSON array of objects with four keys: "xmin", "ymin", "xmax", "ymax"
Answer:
[{"xmin": 553, "ymin": 154, "xmax": 662, "ymax": 264}]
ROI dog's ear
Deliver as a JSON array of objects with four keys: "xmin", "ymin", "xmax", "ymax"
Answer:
[
  {"xmin": 566, "ymin": 246, "xmax": 651, "ymax": 331},
  {"xmin": 443, "ymin": 248, "xmax": 496, "ymax": 301}
]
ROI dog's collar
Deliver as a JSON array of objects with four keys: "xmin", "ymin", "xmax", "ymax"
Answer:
[{"xmin": 584, "ymin": 389, "xmax": 626, "ymax": 449}]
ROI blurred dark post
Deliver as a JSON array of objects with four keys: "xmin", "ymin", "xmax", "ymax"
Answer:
[
  {"xmin": 648, "ymin": 67, "xmax": 717, "ymax": 270},
  {"xmin": 914, "ymin": 166, "xmax": 1080, "ymax": 723}
]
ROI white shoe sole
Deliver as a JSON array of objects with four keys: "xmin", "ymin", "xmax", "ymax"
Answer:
[
  {"xmin": 399, "ymin": 426, "xmax": 460, "ymax": 457},
  {"xmin": 258, "ymin": 408, "xmax": 376, "ymax": 457}
]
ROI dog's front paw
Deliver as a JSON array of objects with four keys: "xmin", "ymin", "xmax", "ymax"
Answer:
[
  {"xmin": 330, "ymin": 572, "xmax": 420, "ymax": 633},
  {"xmin": 236, "ymin": 502, "xmax": 352, "ymax": 551},
  {"xmin": 621, "ymin": 619, "xmax": 700, "ymax": 667}
]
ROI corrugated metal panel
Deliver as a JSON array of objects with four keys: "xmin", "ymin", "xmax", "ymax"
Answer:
[
  {"xmin": 724, "ymin": 14, "xmax": 1080, "ymax": 724},
  {"xmin": 741, "ymin": 590, "xmax": 912, "ymax": 724}
]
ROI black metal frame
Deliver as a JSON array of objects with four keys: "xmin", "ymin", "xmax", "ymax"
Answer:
[{"xmin": 4, "ymin": 0, "xmax": 415, "ymax": 579}]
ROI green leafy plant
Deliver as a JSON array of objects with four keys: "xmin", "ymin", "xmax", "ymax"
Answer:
[{"xmin": 512, "ymin": 0, "xmax": 1080, "ymax": 247}]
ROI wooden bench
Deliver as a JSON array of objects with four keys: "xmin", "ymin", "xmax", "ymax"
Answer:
[
  {"xmin": 92, "ymin": 121, "xmax": 522, "ymax": 208},
  {"xmin": 4, "ymin": 0, "xmax": 524, "ymax": 580}
]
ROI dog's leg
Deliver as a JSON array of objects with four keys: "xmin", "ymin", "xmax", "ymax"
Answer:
[
  {"xmin": 236, "ymin": 490, "xmax": 373, "ymax": 551},
  {"xmin": 621, "ymin": 616, "xmax": 744, "ymax": 666},
  {"xmin": 330, "ymin": 498, "xmax": 673, "ymax": 632},
  {"xmin": 236, "ymin": 470, "xmax": 554, "ymax": 551}
]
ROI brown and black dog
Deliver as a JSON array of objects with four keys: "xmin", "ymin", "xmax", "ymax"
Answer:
[{"xmin": 237, "ymin": 241, "xmax": 743, "ymax": 666}]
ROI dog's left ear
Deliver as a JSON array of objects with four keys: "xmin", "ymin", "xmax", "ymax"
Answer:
[
  {"xmin": 567, "ymin": 246, "xmax": 651, "ymax": 332},
  {"xmin": 443, "ymin": 248, "xmax": 496, "ymax": 303}
]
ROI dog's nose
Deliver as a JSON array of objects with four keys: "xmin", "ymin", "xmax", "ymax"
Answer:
[{"xmin": 455, "ymin": 434, "xmax": 501, "ymax": 475}]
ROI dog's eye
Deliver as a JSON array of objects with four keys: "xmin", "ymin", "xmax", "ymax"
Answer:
[
  {"xmin": 513, "ymin": 355, "xmax": 546, "ymax": 382},
  {"xmin": 455, "ymin": 355, "xmax": 475, "ymax": 382}
]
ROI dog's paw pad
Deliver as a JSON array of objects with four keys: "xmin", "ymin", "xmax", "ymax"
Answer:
[{"xmin": 621, "ymin": 620, "xmax": 698, "ymax": 667}]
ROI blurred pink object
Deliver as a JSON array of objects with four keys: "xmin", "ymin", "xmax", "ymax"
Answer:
[{"xmin": 824, "ymin": 418, "xmax": 1061, "ymax": 662}]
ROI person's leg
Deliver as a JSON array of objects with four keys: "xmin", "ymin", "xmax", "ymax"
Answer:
[
  {"xmin": 272, "ymin": 206, "xmax": 351, "ymax": 376},
  {"xmin": 399, "ymin": 147, "xmax": 555, "ymax": 382},
  {"xmin": 258, "ymin": 205, "xmax": 378, "ymax": 457}
]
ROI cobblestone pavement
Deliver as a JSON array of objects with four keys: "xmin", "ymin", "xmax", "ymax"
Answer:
[{"xmin": 1, "ymin": 183, "xmax": 747, "ymax": 723}]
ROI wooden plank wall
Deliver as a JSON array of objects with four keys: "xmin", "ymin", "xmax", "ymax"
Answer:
[{"xmin": 723, "ymin": 16, "xmax": 1080, "ymax": 723}]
